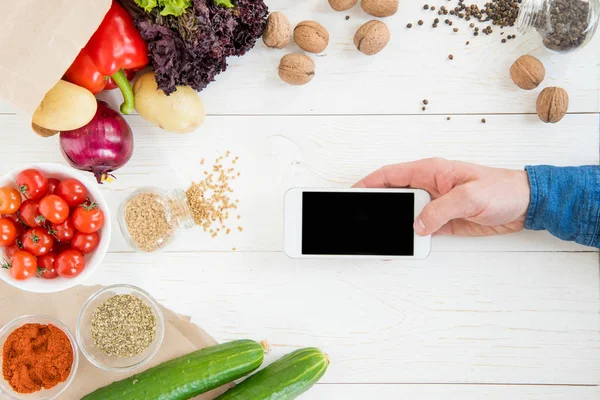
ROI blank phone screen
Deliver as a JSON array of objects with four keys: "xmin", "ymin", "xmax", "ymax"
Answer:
[{"xmin": 302, "ymin": 192, "xmax": 415, "ymax": 256}]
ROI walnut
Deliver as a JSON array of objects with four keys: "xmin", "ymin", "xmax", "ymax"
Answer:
[
  {"xmin": 278, "ymin": 54, "xmax": 315, "ymax": 85},
  {"xmin": 328, "ymin": 0, "xmax": 359, "ymax": 11},
  {"xmin": 293, "ymin": 21, "xmax": 329, "ymax": 53},
  {"xmin": 510, "ymin": 55, "xmax": 546, "ymax": 90},
  {"xmin": 354, "ymin": 20, "xmax": 390, "ymax": 55},
  {"xmin": 361, "ymin": 0, "xmax": 399, "ymax": 17},
  {"xmin": 262, "ymin": 12, "xmax": 291, "ymax": 49},
  {"xmin": 536, "ymin": 87, "xmax": 569, "ymax": 123}
]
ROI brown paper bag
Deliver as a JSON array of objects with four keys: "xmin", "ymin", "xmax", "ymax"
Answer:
[
  {"xmin": 0, "ymin": 0, "xmax": 111, "ymax": 115},
  {"xmin": 0, "ymin": 282, "xmax": 231, "ymax": 399}
]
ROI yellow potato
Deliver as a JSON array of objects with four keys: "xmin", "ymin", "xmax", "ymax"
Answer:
[
  {"xmin": 32, "ymin": 80, "xmax": 97, "ymax": 131},
  {"xmin": 133, "ymin": 72, "xmax": 205, "ymax": 134}
]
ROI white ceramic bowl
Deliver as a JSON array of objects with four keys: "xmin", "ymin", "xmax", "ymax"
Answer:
[
  {"xmin": 0, "ymin": 163, "xmax": 111, "ymax": 293},
  {"xmin": 0, "ymin": 315, "xmax": 79, "ymax": 400},
  {"xmin": 76, "ymin": 285, "xmax": 164, "ymax": 372}
]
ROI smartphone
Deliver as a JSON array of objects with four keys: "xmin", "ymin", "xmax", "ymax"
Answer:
[{"xmin": 284, "ymin": 188, "xmax": 432, "ymax": 259}]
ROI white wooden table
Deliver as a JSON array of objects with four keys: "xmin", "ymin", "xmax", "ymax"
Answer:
[{"xmin": 1, "ymin": 1, "xmax": 599, "ymax": 398}]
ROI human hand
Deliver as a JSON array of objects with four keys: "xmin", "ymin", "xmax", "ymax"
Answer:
[{"xmin": 353, "ymin": 158, "xmax": 531, "ymax": 237}]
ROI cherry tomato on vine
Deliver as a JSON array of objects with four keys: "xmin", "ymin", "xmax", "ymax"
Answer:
[
  {"xmin": 55, "ymin": 179, "xmax": 87, "ymax": 207},
  {"xmin": 4, "ymin": 241, "xmax": 23, "ymax": 259},
  {"xmin": 71, "ymin": 231, "xmax": 100, "ymax": 254},
  {"xmin": 46, "ymin": 178, "xmax": 60, "ymax": 195},
  {"xmin": 18, "ymin": 200, "xmax": 43, "ymax": 228},
  {"xmin": 72, "ymin": 202, "xmax": 104, "ymax": 233},
  {"xmin": 37, "ymin": 253, "xmax": 58, "ymax": 279},
  {"xmin": 39, "ymin": 195, "xmax": 69, "ymax": 224},
  {"xmin": 15, "ymin": 169, "xmax": 48, "ymax": 201},
  {"xmin": 0, "ymin": 186, "xmax": 22, "ymax": 215},
  {"xmin": 0, "ymin": 218, "xmax": 17, "ymax": 246},
  {"xmin": 49, "ymin": 219, "xmax": 75, "ymax": 243},
  {"xmin": 56, "ymin": 249, "xmax": 85, "ymax": 278},
  {"xmin": 3, "ymin": 251, "xmax": 37, "ymax": 280},
  {"xmin": 22, "ymin": 227, "xmax": 54, "ymax": 257}
]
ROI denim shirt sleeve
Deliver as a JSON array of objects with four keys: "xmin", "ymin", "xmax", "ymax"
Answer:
[{"xmin": 525, "ymin": 165, "xmax": 600, "ymax": 248}]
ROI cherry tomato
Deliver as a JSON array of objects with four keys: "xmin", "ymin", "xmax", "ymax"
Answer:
[
  {"xmin": 52, "ymin": 241, "xmax": 72, "ymax": 255},
  {"xmin": 39, "ymin": 195, "xmax": 69, "ymax": 224},
  {"xmin": 1, "ymin": 213, "xmax": 25, "ymax": 238},
  {"xmin": 0, "ymin": 186, "xmax": 22, "ymax": 215},
  {"xmin": 56, "ymin": 249, "xmax": 85, "ymax": 278},
  {"xmin": 0, "ymin": 218, "xmax": 17, "ymax": 246},
  {"xmin": 55, "ymin": 179, "xmax": 87, "ymax": 207},
  {"xmin": 72, "ymin": 202, "xmax": 104, "ymax": 233},
  {"xmin": 4, "ymin": 240, "xmax": 23, "ymax": 259},
  {"xmin": 46, "ymin": 178, "xmax": 60, "ymax": 195},
  {"xmin": 18, "ymin": 200, "xmax": 43, "ymax": 228},
  {"xmin": 49, "ymin": 219, "xmax": 75, "ymax": 243},
  {"xmin": 3, "ymin": 251, "xmax": 37, "ymax": 280},
  {"xmin": 22, "ymin": 227, "xmax": 54, "ymax": 257},
  {"xmin": 37, "ymin": 253, "xmax": 58, "ymax": 279},
  {"xmin": 71, "ymin": 231, "xmax": 100, "ymax": 254},
  {"xmin": 15, "ymin": 169, "xmax": 48, "ymax": 201}
]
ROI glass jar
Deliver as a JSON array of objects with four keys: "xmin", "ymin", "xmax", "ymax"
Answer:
[
  {"xmin": 118, "ymin": 187, "xmax": 194, "ymax": 252},
  {"xmin": 518, "ymin": 0, "xmax": 600, "ymax": 53}
]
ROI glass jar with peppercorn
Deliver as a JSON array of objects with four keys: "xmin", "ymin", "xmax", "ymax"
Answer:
[{"xmin": 518, "ymin": 0, "xmax": 600, "ymax": 53}]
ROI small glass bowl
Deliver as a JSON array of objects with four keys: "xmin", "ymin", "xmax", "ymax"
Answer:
[
  {"xmin": 0, "ymin": 315, "xmax": 79, "ymax": 400},
  {"xmin": 76, "ymin": 284, "xmax": 164, "ymax": 372}
]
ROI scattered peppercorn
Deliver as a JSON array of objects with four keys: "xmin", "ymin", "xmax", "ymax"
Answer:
[
  {"xmin": 448, "ymin": 54, "xmax": 454, "ymax": 60},
  {"xmin": 423, "ymin": 99, "xmax": 429, "ymax": 105},
  {"xmin": 345, "ymin": 15, "xmax": 350, "ymax": 20},
  {"xmin": 453, "ymin": 27, "xmax": 458, "ymax": 32},
  {"xmin": 424, "ymin": 4, "xmax": 429, "ymax": 9},
  {"xmin": 447, "ymin": 116, "xmax": 451, "ymax": 120},
  {"xmin": 418, "ymin": 20, "xmax": 424, "ymax": 25},
  {"xmin": 422, "ymin": 106, "xmax": 427, "ymax": 111},
  {"xmin": 407, "ymin": 23, "xmax": 413, "ymax": 28},
  {"xmin": 481, "ymin": 118, "xmax": 487, "ymax": 123}
]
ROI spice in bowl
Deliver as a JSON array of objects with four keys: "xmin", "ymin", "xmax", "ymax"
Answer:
[
  {"xmin": 119, "ymin": 153, "xmax": 242, "ymax": 252},
  {"xmin": 91, "ymin": 294, "xmax": 157, "ymax": 357},
  {"xmin": 2, "ymin": 323, "xmax": 74, "ymax": 393}
]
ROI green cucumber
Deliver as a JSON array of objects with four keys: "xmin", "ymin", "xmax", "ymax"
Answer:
[
  {"xmin": 215, "ymin": 347, "xmax": 329, "ymax": 400},
  {"xmin": 82, "ymin": 339, "xmax": 265, "ymax": 400}
]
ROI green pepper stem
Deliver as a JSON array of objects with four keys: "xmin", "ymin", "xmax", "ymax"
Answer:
[{"xmin": 111, "ymin": 69, "xmax": 135, "ymax": 115}]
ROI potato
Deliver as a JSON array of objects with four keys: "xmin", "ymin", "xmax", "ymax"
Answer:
[
  {"xmin": 32, "ymin": 80, "xmax": 97, "ymax": 131},
  {"xmin": 133, "ymin": 72, "xmax": 205, "ymax": 134}
]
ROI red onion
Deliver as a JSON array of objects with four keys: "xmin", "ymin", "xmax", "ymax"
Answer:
[{"xmin": 60, "ymin": 101, "xmax": 134, "ymax": 184}]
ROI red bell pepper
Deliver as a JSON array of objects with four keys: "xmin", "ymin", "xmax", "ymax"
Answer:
[{"xmin": 64, "ymin": 1, "xmax": 148, "ymax": 114}]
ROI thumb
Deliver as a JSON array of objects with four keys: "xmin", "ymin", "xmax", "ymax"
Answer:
[{"xmin": 414, "ymin": 186, "xmax": 475, "ymax": 236}]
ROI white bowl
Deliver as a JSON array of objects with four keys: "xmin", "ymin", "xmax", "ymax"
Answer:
[
  {"xmin": 0, "ymin": 163, "xmax": 111, "ymax": 293},
  {"xmin": 0, "ymin": 315, "xmax": 79, "ymax": 400}
]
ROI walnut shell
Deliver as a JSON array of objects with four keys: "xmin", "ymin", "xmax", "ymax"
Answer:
[
  {"xmin": 278, "ymin": 54, "xmax": 315, "ymax": 85},
  {"xmin": 328, "ymin": 0, "xmax": 359, "ymax": 11},
  {"xmin": 536, "ymin": 87, "xmax": 569, "ymax": 123},
  {"xmin": 361, "ymin": 0, "xmax": 399, "ymax": 17},
  {"xmin": 354, "ymin": 20, "xmax": 390, "ymax": 55},
  {"xmin": 510, "ymin": 55, "xmax": 546, "ymax": 90},
  {"xmin": 263, "ymin": 12, "xmax": 291, "ymax": 49},
  {"xmin": 293, "ymin": 21, "xmax": 329, "ymax": 53}
]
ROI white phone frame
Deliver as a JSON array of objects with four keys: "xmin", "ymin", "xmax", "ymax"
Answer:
[{"xmin": 284, "ymin": 188, "xmax": 432, "ymax": 260}]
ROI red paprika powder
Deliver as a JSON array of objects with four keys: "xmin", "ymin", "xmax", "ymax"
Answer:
[{"xmin": 2, "ymin": 323, "xmax": 73, "ymax": 393}]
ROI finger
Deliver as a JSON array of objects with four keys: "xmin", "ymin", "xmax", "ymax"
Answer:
[
  {"xmin": 414, "ymin": 186, "xmax": 478, "ymax": 236},
  {"xmin": 352, "ymin": 158, "xmax": 442, "ymax": 189}
]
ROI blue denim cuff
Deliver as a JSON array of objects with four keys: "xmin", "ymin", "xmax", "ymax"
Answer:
[{"xmin": 525, "ymin": 165, "xmax": 600, "ymax": 248}]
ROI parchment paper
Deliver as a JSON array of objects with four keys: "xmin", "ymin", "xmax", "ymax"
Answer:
[
  {"xmin": 0, "ymin": 282, "xmax": 230, "ymax": 399},
  {"xmin": 0, "ymin": 0, "xmax": 111, "ymax": 115}
]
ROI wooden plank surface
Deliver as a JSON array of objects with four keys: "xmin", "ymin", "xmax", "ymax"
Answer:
[
  {"xmin": 87, "ymin": 251, "xmax": 600, "ymax": 385},
  {"xmin": 1, "ymin": 0, "xmax": 599, "ymax": 115},
  {"xmin": 0, "ymin": 114, "xmax": 597, "ymax": 253},
  {"xmin": 309, "ymin": 384, "xmax": 600, "ymax": 399}
]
